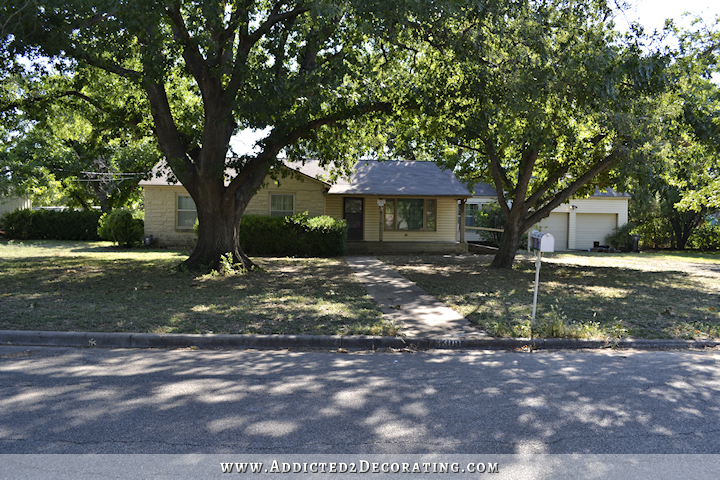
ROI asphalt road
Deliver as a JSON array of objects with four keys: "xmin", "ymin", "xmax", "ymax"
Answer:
[{"xmin": 2, "ymin": 346, "xmax": 720, "ymax": 455}]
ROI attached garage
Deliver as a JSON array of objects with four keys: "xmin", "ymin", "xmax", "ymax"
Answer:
[
  {"xmin": 575, "ymin": 213, "xmax": 618, "ymax": 250},
  {"xmin": 537, "ymin": 213, "xmax": 569, "ymax": 250}
]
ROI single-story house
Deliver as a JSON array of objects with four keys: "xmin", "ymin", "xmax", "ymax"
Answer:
[
  {"xmin": 140, "ymin": 160, "xmax": 473, "ymax": 254},
  {"xmin": 0, "ymin": 195, "xmax": 31, "ymax": 217},
  {"xmin": 462, "ymin": 184, "xmax": 630, "ymax": 250}
]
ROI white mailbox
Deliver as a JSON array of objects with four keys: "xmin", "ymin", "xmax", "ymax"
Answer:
[{"xmin": 530, "ymin": 230, "xmax": 555, "ymax": 253}]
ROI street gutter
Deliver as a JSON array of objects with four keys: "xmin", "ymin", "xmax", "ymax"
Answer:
[{"xmin": 1, "ymin": 330, "xmax": 719, "ymax": 351}]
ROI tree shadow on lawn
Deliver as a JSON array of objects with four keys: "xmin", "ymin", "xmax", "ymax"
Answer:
[
  {"xmin": 0, "ymin": 255, "xmax": 383, "ymax": 335},
  {"xmin": 379, "ymin": 255, "xmax": 720, "ymax": 339}
]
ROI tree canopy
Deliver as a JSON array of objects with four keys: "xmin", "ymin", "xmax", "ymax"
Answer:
[
  {"xmin": 0, "ymin": 68, "xmax": 160, "ymax": 211},
  {"xmin": 616, "ymin": 16, "xmax": 720, "ymax": 250},
  {"xmin": 1, "ymin": 0, "xmax": 453, "ymax": 268},
  {"xmin": 4, "ymin": 0, "xmax": 714, "ymax": 268},
  {"xmin": 364, "ymin": 0, "xmax": 668, "ymax": 267}
]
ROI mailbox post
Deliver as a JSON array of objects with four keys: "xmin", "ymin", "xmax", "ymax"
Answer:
[{"xmin": 530, "ymin": 230, "xmax": 555, "ymax": 328}]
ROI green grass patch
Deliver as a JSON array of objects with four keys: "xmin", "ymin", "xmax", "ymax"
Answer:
[
  {"xmin": 379, "ymin": 252, "xmax": 720, "ymax": 340},
  {"xmin": 0, "ymin": 240, "xmax": 384, "ymax": 335}
]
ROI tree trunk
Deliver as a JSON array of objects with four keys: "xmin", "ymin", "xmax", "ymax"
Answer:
[
  {"xmin": 185, "ymin": 201, "xmax": 253, "ymax": 271},
  {"xmin": 183, "ymin": 180, "xmax": 256, "ymax": 271},
  {"xmin": 181, "ymin": 156, "xmax": 272, "ymax": 272},
  {"xmin": 671, "ymin": 211, "xmax": 703, "ymax": 250},
  {"xmin": 491, "ymin": 219, "xmax": 525, "ymax": 268},
  {"xmin": 490, "ymin": 201, "xmax": 528, "ymax": 269}
]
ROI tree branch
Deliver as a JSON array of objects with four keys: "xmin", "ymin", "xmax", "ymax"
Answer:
[
  {"xmin": 71, "ymin": 49, "xmax": 142, "ymax": 80},
  {"xmin": 225, "ymin": 100, "xmax": 397, "ymax": 197},
  {"xmin": 164, "ymin": 2, "xmax": 208, "ymax": 87},
  {"xmin": 484, "ymin": 138, "xmax": 512, "ymax": 218},
  {"xmin": 525, "ymin": 163, "xmax": 570, "ymax": 208},
  {"xmin": 240, "ymin": 3, "xmax": 310, "ymax": 56},
  {"xmin": 142, "ymin": 80, "xmax": 196, "ymax": 183},
  {"xmin": 524, "ymin": 151, "xmax": 621, "ymax": 228},
  {"xmin": 1, "ymin": 90, "xmax": 101, "ymax": 114}
]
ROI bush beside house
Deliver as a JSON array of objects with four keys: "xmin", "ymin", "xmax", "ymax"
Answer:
[
  {"xmin": 239, "ymin": 213, "xmax": 347, "ymax": 257},
  {"xmin": 97, "ymin": 210, "xmax": 145, "ymax": 247}
]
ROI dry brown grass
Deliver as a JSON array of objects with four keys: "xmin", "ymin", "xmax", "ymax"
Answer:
[
  {"xmin": 0, "ymin": 240, "xmax": 386, "ymax": 335},
  {"xmin": 379, "ymin": 251, "xmax": 720, "ymax": 340}
]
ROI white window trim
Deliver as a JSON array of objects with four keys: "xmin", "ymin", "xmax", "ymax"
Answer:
[
  {"xmin": 270, "ymin": 193, "xmax": 295, "ymax": 217},
  {"xmin": 176, "ymin": 194, "xmax": 197, "ymax": 230}
]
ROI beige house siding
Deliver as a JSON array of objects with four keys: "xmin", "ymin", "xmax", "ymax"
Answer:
[
  {"xmin": 327, "ymin": 195, "xmax": 459, "ymax": 242},
  {"xmin": 143, "ymin": 186, "xmax": 197, "ymax": 247},
  {"xmin": 245, "ymin": 175, "xmax": 327, "ymax": 217},
  {"xmin": 144, "ymin": 174, "xmax": 328, "ymax": 247},
  {"xmin": 325, "ymin": 195, "xmax": 343, "ymax": 219},
  {"xmin": 0, "ymin": 195, "xmax": 31, "ymax": 216}
]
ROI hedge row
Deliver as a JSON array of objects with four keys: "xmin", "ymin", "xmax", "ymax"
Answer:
[
  {"xmin": 239, "ymin": 213, "xmax": 347, "ymax": 257},
  {"xmin": 0, "ymin": 209, "xmax": 103, "ymax": 241}
]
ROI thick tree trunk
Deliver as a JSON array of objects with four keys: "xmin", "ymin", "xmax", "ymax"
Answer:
[
  {"xmin": 181, "ymin": 155, "xmax": 272, "ymax": 272},
  {"xmin": 186, "ymin": 206, "xmax": 253, "ymax": 271},
  {"xmin": 490, "ymin": 217, "xmax": 525, "ymax": 268},
  {"xmin": 671, "ymin": 212, "xmax": 703, "ymax": 250},
  {"xmin": 182, "ymin": 177, "xmax": 249, "ymax": 271}
]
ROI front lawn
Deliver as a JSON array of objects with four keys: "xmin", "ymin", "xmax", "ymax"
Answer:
[
  {"xmin": 0, "ymin": 240, "xmax": 385, "ymax": 335},
  {"xmin": 378, "ymin": 251, "xmax": 720, "ymax": 340}
]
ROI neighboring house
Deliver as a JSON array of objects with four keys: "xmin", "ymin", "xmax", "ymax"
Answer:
[
  {"xmin": 140, "ymin": 160, "xmax": 473, "ymax": 254},
  {"xmin": 0, "ymin": 195, "xmax": 31, "ymax": 217},
  {"xmin": 462, "ymin": 184, "xmax": 630, "ymax": 251}
]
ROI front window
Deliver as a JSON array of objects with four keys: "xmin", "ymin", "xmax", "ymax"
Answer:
[
  {"xmin": 177, "ymin": 195, "xmax": 197, "ymax": 229},
  {"xmin": 270, "ymin": 194, "xmax": 294, "ymax": 217},
  {"xmin": 384, "ymin": 199, "xmax": 437, "ymax": 231}
]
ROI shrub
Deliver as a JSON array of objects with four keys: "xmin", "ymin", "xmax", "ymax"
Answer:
[
  {"xmin": 97, "ymin": 210, "xmax": 144, "ymax": 247},
  {"xmin": 0, "ymin": 208, "xmax": 102, "ymax": 240},
  {"xmin": 239, "ymin": 212, "xmax": 347, "ymax": 257},
  {"xmin": 468, "ymin": 202, "xmax": 527, "ymax": 250},
  {"xmin": 605, "ymin": 222, "xmax": 636, "ymax": 251},
  {"xmin": 469, "ymin": 203, "xmax": 504, "ymax": 247},
  {"xmin": 687, "ymin": 222, "xmax": 720, "ymax": 251}
]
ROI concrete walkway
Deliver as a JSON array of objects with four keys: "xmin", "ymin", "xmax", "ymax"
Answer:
[{"xmin": 344, "ymin": 256, "xmax": 488, "ymax": 338}]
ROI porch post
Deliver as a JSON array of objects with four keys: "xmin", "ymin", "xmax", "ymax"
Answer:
[
  {"xmin": 377, "ymin": 199, "xmax": 385, "ymax": 242},
  {"xmin": 460, "ymin": 199, "xmax": 466, "ymax": 244}
]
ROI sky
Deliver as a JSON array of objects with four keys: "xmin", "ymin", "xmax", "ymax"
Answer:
[
  {"xmin": 229, "ymin": 0, "xmax": 720, "ymax": 156},
  {"xmin": 614, "ymin": 0, "xmax": 720, "ymax": 34}
]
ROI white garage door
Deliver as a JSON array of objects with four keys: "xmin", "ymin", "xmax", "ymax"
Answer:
[
  {"xmin": 537, "ymin": 213, "xmax": 568, "ymax": 250},
  {"xmin": 576, "ymin": 213, "xmax": 617, "ymax": 250}
]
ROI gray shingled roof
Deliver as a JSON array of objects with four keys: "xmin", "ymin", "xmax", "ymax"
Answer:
[
  {"xmin": 282, "ymin": 160, "xmax": 332, "ymax": 185},
  {"xmin": 142, "ymin": 159, "xmax": 472, "ymax": 197},
  {"xmin": 471, "ymin": 182, "xmax": 630, "ymax": 198},
  {"xmin": 325, "ymin": 160, "xmax": 471, "ymax": 197}
]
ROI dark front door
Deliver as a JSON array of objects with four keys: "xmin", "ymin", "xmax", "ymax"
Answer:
[{"xmin": 344, "ymin": 198, "xmax": 364, "ymax": 241}]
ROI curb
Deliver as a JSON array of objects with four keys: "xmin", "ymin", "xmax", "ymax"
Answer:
[{"xmin": 2, "ymin": 330, "xmax": 719, "ymax": 351}]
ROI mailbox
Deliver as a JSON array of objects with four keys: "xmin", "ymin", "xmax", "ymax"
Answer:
[{"xmin": 530, "ymin": 230, "xmax": 555, "ymax": 253}]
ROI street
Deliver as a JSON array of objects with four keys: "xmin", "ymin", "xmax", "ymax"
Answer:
[{"xmin": 2, "ymin": 346, "xmax": 720, "ymax": 455}]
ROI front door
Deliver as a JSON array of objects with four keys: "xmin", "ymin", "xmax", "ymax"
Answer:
[{"xmin": 344, "ymin": 198, "xmax": 364, "ymax": 241}]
